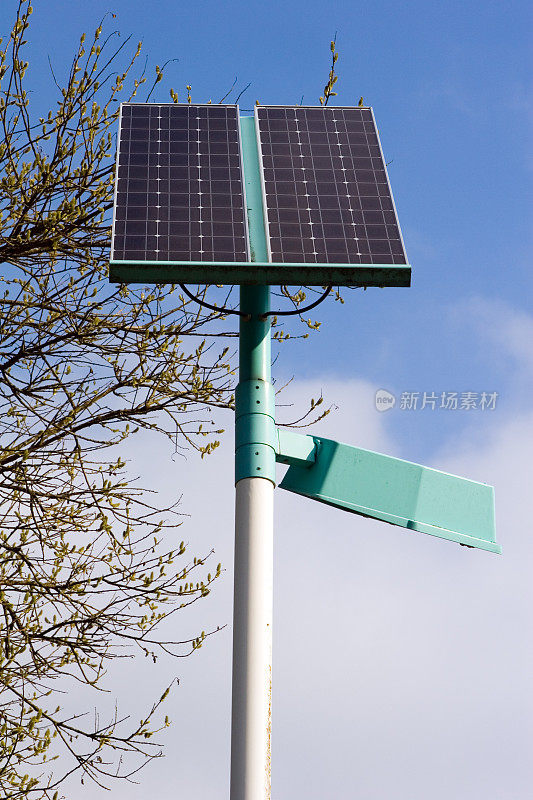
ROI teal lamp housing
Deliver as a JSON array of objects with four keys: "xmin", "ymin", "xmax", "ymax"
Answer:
[{"xmin": 278, "ymin": 435, "xmax": 500, "ymax": 554}]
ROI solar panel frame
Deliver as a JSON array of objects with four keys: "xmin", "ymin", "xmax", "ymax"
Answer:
[
  {"xmin": 110, "ymin": 102, "xmax": 251, "ymax": 269},
  {"xmin": 254, "ymin": 105, "xmax": 408, "ymax": 269}
]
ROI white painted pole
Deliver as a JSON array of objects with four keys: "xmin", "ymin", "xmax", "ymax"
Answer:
[
  {"xmin": 230, "ymin": 476, "xmax": 274, "ymax": 800},
  {"xmin": 231, "ymin": 118, "xmax": 274, "ymax": 799}
]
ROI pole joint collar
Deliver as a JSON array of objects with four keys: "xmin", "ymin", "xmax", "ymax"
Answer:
[{"xmin": 235, "ymin": 379, "xmax": 276, "ymax": 485}]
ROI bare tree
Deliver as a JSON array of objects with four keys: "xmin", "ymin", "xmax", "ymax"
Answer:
[
  {"xmin": 0, "ymin": 3, "xmax": 334, "ymax": 796},
  {"xmin": 0, "ymin": 3, "xmax": 239, "ymax": 796}
]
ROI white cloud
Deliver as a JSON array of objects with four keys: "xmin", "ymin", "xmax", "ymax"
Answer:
[
  {"xmin": 63, "ymin": 373, "xmax": 532, "ymax": 799},
  {"xmin": 450, "ymin": 296, "xmax": 533, "ymax": 377},
  {"xmin": 272, "ymin": 393, "xmax": 532, "ymax": 799}
]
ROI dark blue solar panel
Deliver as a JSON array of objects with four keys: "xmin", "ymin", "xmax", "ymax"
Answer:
[
  {"xmin": 111, "ymin": 103, "xmax": 249, "ymax": 263},
  {"xmin": 255, "ymin": 106, "xmax": 407, "ymax": 266}
]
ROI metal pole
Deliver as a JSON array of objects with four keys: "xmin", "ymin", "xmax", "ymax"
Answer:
[
  {"xmin": 232, "ymin": 474, "xmax": 273, "ymax": 798},
  {"xmin": 231, "ymin": 285, "xmax": 274, "ymax": 800},
  {"xmin": 231, "ymin": 116, "xmax": 275, "ymax": 799}
]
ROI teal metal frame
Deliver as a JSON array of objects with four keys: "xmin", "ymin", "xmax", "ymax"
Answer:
[
  {"xmin": 276, "ymin": 433, "xmax": 500, "ymax": 554},
  {"xmin": 234, "ymin": 116, "xmax": 276, "ymax": 484},
  {"xmin": 109, "ymin": 259, "xmax": 410, "ymax": 286},
  {"xmin": 108, "ymin": 111, "xmax": 499, "ymax": 556}
]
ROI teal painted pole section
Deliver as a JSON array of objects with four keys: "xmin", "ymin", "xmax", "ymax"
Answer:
[
  {"xmin": 231, "ymin": 115, "xmax": 274, "ymax": 800},
  {"xmin": 239, "ymin": 116, "xmax": 268, "ymax": 265},
  {"xmin": 235, "ymin": 116, "xmax": 276, "ymax": 484}
]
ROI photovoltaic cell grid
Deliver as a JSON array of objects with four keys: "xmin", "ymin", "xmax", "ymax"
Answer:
[
  {"xmin": 111, "ymin": 104, "xmax": 249, "ymax": 264},
  {"xmin": 255, "ymin": 106, "xmax": 407, "ymax": 265}
]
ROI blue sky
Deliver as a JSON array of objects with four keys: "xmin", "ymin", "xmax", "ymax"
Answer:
[
  {"xmin": 2, "ymin": 1, "xmax": 531, "ymax": 797},
  {"xmin": 20, "ymin": 0, "xmax": 531, "ymax": 459}
]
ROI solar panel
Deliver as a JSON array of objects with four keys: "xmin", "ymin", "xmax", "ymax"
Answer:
[
  {"xmin": 111, "ymin": 103, "xmax": 249, "ymax": 265},
  {"xmin": 110, "ymin": 103, "xmax": 410, "ymax": 286},
  {"xmin": 255, "ymin": 106, "xmax": 407, "ymax": 266}
]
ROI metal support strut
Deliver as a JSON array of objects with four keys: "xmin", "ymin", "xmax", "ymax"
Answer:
[{"xmin": 230, "ymin": 115, "xmax": 275, "ymax": 800}]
